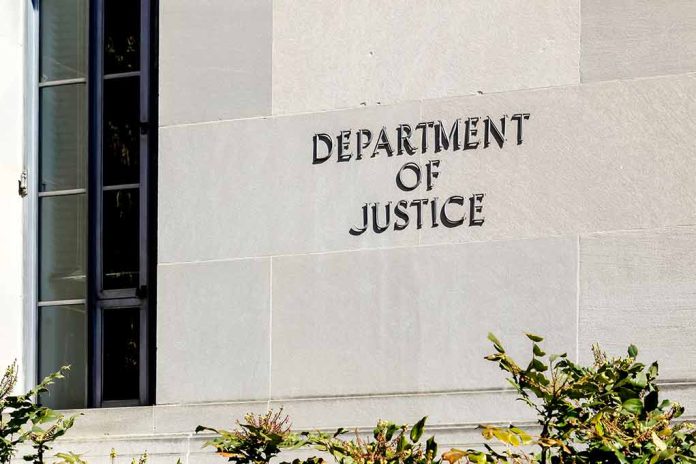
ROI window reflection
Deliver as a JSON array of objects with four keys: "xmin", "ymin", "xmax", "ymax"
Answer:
[
  {"xmin": 39, "ymin": 194, "xmax": 87, "ymax": 301},
  {"xmin": 40, "ymin": 0, "xmax": 88, "ymax": 82},
  {"xmin": 39, "ymin": 305, "xmax": 88, "ymax": 409},
  {"xmin": 40, "ymin": 84, "xmax": 87, "ymax": 192},
  {"xmin": 103, "ymin": 189, "xmax": 139, "ymax": 290},
  {"xmin": 104, "ymin": 0, "xmax": 140, "ymax": 74},
  {"xmin": 103, "ymin": 77, "xmax": 140, "ymax": 186},
  {"xmin": 102, "ymin": 308, "xmax": 140, "ymax": 401}
]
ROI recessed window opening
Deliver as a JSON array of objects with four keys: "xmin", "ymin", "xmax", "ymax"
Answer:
[{"xmin": 36, "ymin": 0, "xmax": 156, "ymax": 409}]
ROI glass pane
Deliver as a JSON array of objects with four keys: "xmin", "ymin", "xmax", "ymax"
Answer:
[
  {"xmin": 102, "ymin": 307, "xmax": 140, "ymax": 401},
  {"xmin": 39, "ymin": 194, "xmax": 87, "ymax": 301},
  {"xmin": 40, "ymin": 84, "xmax": 87, "ymax": 192},
  {"xmin": 39, "ymin": 305, "xmax": 87, "ymax": 409},
  {"xmin": 104, "ymin": 0, "xmax": 140, "ymax": 74},
  {"xmin": 103, "ymin": 189, "xmax": 139, "ymax": 290},
  {"xmin": 103, "ymin": 77, "xmax": 140, "ymax": 186},
  {"xmin": 40, "ymin": 0, "xmax": 88, "ymax": 82}
]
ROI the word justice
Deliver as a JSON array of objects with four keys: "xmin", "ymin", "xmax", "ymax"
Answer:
[{"xmin": 349, "ymin": 194, "xmax": 485, "ymax": 236}]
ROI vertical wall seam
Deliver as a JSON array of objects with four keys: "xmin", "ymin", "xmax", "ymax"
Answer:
[
  {"xmin": 268, "ymin": 257, "xmax": 273, "ymax": 409},
  {"xmin": 577, "ymin": 0, "xmax": 583, "ymax": 84},
  {"xmin": 417, "ymin": 101, "xmax": 424, "ymax": 246},
  {"xmin": 269, "ymin": 0, "xmax": 274, "ymax": 116},
  {"xmin": 185, "ymin": 433, "xmax": 192, "ymax": 464},
  {"xmin": 576, "ymin": 234, "xmax": 581, "ymax": 362}
]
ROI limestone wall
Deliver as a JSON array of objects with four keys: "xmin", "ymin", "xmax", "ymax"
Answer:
[
  {"xmin": 0, "ymin": 0, "xmax": 27, "ymax": 389},
  {"xmin": 7, "ymin": 1, "xmax": 696, "ymax": 463}
]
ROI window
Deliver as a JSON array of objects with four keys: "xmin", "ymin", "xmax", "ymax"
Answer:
[{"xmin": 36, "ymin": 0, "xmax": 156, "ymax": 408}]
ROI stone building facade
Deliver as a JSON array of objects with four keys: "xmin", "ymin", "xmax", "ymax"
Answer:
[{"xmin": 1, "ymin": 0, "xmax": 696, "ymax": 462}]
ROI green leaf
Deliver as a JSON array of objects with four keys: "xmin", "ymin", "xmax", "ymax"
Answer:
[
  {"xmin": 410, "ymin": 417, "xmax": 426, "ymax": 442},
  {"xmin": 510, "ymin": 427, "xmax": 533, "ymax": 444},
  {"xmin": 651, "ymin": 432, "xmax": 667, "ymax": 451},
  {"xmin": 525, "ymin": 333, "xmax": 544, "ymax": 342},
  {"xmin": 622, "ymin": 398, "xmax": 644, "ymax": 415},
  {"xmin": 533, "ymin": 344, "xmax": 546, "ymax": 357},
  {"xmin": 613, "ymin": 450, "xmax": 629, "ymax": 464},
  {"xmin": 644, "ymin": 390, "xmax": 659, "ymax": 412},
  {"xmin": 425, "ymin": 436, "xmax": 437, "ymax": 455},
  {"xmin": 396, "ymin": 434, "xmax": 408, "ymax": 452},
  {"xmin": 195, "ymin": 425, "xmax": 218, "ymax": 434},
  {"xmin": 595, "ymin": 420, "xmax": 604, "ymax": 437},
  {"xmin": 530, "ymin": 358, "xmax": 548, "ymax": 372},
  {"xmin": 487, "ymin": 333, "xmax": 505, "ymax": 353},
  {"xmin": 628, "ymin": 345, "xmax": 638, "ymax": 358},
  {"xmin": 628, "ymin": 372, "xmax": 648, "ymax": 388},
  {"xmin": 384, "ymin": 422, "xmax": 398, "ymax": 441}
]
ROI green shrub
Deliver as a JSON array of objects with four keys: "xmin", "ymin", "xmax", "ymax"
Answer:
[
  {"xmin": 199, "ymin": 334, "xmax": 696, "ymax": 464},
  {"xmin": 445, "ymin": 333, "xmax": 696, "ymax": 464},
  {"xmin": 7, "ymin": 331, "xmax": 695, "ymax": 464},
  {"xmin": 0, "ymin": 361, "xmax": 78, "ymax": 464},
  {"xmin": 196, "ymin": 410, "xmax": 304, "ymax": 464},
  {"xmin": 197, "ymin": 410, "xmax": 439, "ymax": 464},
  {"xmin": 307, "ymin": 416, "xmax": 438, "ymax": 464}
]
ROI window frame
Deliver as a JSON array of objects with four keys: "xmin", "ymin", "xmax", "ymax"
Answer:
[
  {"xmin": 23, "ymin": 0, "xmax": 40, "ymax": 393},
  {"xmin": 26, "ymin": 0, "xmax": 158, "ymax": 408}
]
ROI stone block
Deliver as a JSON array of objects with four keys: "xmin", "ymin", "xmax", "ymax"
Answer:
[
  {"xmin": 272, "ymin": 0, "xmax": 580, "ymax": 114},
  {"xmin": 158, "ymin": 102, "xmax": 421, "ymax": 263},
  {"xmin": 160, "ymin": 75, "xmax": 696, "ymax": 263},
  {"xmin": 270, "ymin": 390, "xmax": 533, "ymax": 431},
  {"xmin": 579, "ymin": 227, "xmax": 696, "ymax": 381},
  {"xmin": 419, "ymin": 75, "xmax": 696, "ymax": 246},
  {"xmin": 581, "ymin": 0, "xmax": 696, "ymax": 82},
  {"xmin": 61, "ymin": 406, "xmax": 154, "ymax": 438},
  {"xmin": 153, "ymin": 401, "xmax": 267, "ymax": 434},
  {"xmin": 270, "ymin": 238, "xmax": 577, "ymax": 398},
  {"xmin": 157, "ymin": 259, "xmax": 271, "ymax": 403},
  {"xmin": 159, "ymin": 0, "xmax": 272, "ymax": 125}
]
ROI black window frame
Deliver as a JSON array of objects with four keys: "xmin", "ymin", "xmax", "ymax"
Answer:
[
  {"xmin": 35, "ymin": 0, "xmax": 158, "ymax": 409},
  {"xmin": 88, "ymin": 0, "xmax": 158, "ymax": 408}
]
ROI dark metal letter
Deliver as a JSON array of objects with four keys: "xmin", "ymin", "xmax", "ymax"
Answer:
[
  {"xmin": 510, "ymin": 113, "xmax": 530, "ymax": 145},
  {"xmin": 396, "ymin": 162, "xmax": 422, "ymax": 192},
  {"xmin": 425, "ymin": 159, "xmax": 440, "ymax": 191},
  {"xmin": 397, "ymin": 124, "xmax": 417, "ymax": 155},
  {"xmin": 469, "ymin": 194, "xmax": 485, "ymax": 226},
  {"xmin": 337, "ymin": 130, "xmax": 353, "ymax": 162},
  {"xmin": 356, "ymin": 129, "xmax": 372, "ymax": 160},
  {"xmin": 371, "ymin": 202, "xmax": 391, "ymax": 233},
  {"xmin": 349, "ymin": 203, "xmax": 369, "ymax": 236},
  {"xmin": 463, "ymin": 118, "xmax": 479, "ymax": 150},
  {"xmin": 435, "ymin": 119, "xmax": 461, "ymax": 152},
  {"xmin": 430, "ymin": 197, "xmax": 439, "ymax": 228},
  {"xmin": 409, "ymin": 199, "xmax": 429, "ymax": 229},
  {"xmin": 441, "ymin": 196, "xmax": 465, "ymax": 228},
  {"xmin": 415, "ymin": 122, "xmax": 434, "ymax": 153},
  {"xmin": 313, "ymin": 133, "xmax": 333, "ymax": 164},
  {"xmin": 484, "ymin": 116, "xmax": 506, "ymax": 149},
  {"xmin": 372, "ymin": 126, "xmax": 395, "ymax": 157},
  {"xmin": 393, "ymin": 200, "xmax": 410, "ymax": 231}
]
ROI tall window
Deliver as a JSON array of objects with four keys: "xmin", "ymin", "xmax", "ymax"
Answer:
[{"xmin": 36, "ymin": 0, "xmax": 156, "ymax": 408}]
